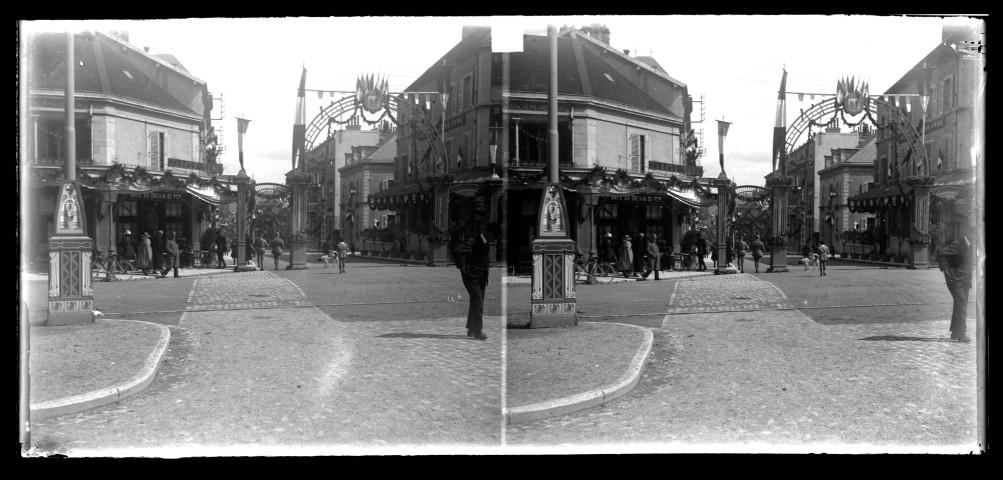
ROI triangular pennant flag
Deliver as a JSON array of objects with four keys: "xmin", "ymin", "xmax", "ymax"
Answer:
[
  {"xmin": 317, "ymin": 90, "xmax": 323, "ymax": 99},
  {"xmin": 798, "ymin": 93, "xmax": 804, "ymax": 102}
]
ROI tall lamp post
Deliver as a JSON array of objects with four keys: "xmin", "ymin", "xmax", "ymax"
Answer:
[
  {"xmin": 529, "ymin": 25, "xmax": 577, "ymax": 327},
  {"xmin": 714, "ymin": 119, "xmax": 738, "ymax": 275},
  {"xmin": 48, "ymin": 31, "xmax": 95, "ymax": 325}
]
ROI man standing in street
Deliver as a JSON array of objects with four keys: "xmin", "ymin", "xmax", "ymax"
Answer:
[
  {"xmin": 696, "ymin": 232, "xmax": 708, "ymax": 271},
  {"xmin": 254, "ymin": 234, "xmax": 267, "ymax": 270},
  {"xmin": 735, "ymin": 236, "xmax": 748, "ymax": 273},
  {"xmin": 642, "ymin": 234, "xmax": 661, "ymax": 280},
  {"xmin": 454, "ymin": 222, "xmax": 500, "ymax": 341},
  {"xmin": 269, "ymin": 233, "xmax": 285, "ymax": 271},
  {"xmin": 938, "ymin": 235, "xmax": 973, "ymax": 343},
  {"xmin": 750, "ymin": 235, "xmax": 766, "ymax": 273},
  {"xmin": 817, "ymin": 240, "xmax": 830, "ymax": 276},
  {"xmin": 336, "ymin": 238, "xmax": 349, "ymax": 274}
]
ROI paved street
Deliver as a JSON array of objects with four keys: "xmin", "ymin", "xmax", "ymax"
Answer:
[
  {"xmin": 28, "ymin": 259, "xmax": 503, "ymax": 454},
  {"xmin": 505, "ymin": 263, "xmax": 979, "ymax": 452}
]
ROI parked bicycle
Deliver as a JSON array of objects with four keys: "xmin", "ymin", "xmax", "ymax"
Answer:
[
  {"xmin": 574, "ymin": 253, "xmax": 615, "ymax": 285},
  {"xmin": 90, "ymin": 250, "xmax": 135, "ymax": 282}
]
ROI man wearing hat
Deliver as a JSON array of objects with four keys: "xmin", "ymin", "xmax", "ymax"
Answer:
[
  {"xmin": 454, "ymin": 222, "xmax": 502, "ymax": 341},
  {"xmin": 118, "ymin": 230, "xmax": 136, "ymax": 263},
  {"xmin": 599, "ymin": 232, "xmax": 616, "ymax": 264}
]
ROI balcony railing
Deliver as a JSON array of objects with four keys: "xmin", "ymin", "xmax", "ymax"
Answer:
[
  {"xmin": 29, "ymin": 157, "xmax": 94, "ymax": 166},
  {"xmin": 648, "ymin": 161, "xmax": 703, "ymax": 177},
  {"xmin": 168, "ymin": 158, "xmax": 224, "ymax": 175}
]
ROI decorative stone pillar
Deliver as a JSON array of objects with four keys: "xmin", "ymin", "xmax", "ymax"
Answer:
[
  {"xmin": 530, "ymin": 185, "xmax": 578, "ymax": 328},
  {"xmin": 766, "ymin": 175, "xmax": 793, "ymax": 273},
  {"xmin": 47, "ymin": 181, "xmax": 94, "ymax": 325},
  {"xmin": 714, "ymin": 175, "xmax": 738, "ymax": 274},
  {"xmin": 906, "ymin": 176, "xmax": 935, "ymax": 269},
  {"xmin": 232, "ymin": 170, "xmax": 257, "ymax": 272},
  {"xmin": 286, "ymin": 171, "xmax": 312, "ymax": 270}
]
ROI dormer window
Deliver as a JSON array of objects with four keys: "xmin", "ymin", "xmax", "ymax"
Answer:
[
  {"xmin": 123, "ymin": 70, "xmax": 134, "ymax": 80},
  {"xmin": 603, "ymin": 72, "xmax": 615, "ymax": 83}
]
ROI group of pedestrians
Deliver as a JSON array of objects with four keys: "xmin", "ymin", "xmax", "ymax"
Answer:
[{"xmin": 116, "ymin": 229, "xmax": 180, "ymax": 277}]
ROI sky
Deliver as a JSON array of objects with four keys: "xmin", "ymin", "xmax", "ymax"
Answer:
[{"xmin": 23, "ymin": 15, "xmax": 967, "ymax": 187}]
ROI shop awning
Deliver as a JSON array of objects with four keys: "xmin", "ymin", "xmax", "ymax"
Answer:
[
  {"xmin": 931, "ymin": 169, "xmax": 975, "ymax": 200},
  {"xmin": 368, "ymin": 178, "xmax": 433, "ymax": 206},
  {"xmin": 848, "ymin": 182, "xmax": 912, "ymax": 212},
  {"xmin": 186, "ymin": 184, "xmax": 235, "ymax": 205}
]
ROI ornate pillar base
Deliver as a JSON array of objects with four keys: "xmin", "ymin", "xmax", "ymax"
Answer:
[
  {"xmin": 766, "ymin": 251, "xmax": 789, "ymax": 273},
  {"xmin": 47, "ymin": 236, "xmax": 96, "ymax": 325},
  {"xmin": 427, "ymin": 240, "xmax": 449, "ymax": 266},
  {"xmin": 907, "ymin": 243, "xmax": 930, "ymax": 270},
  {"xmin": 529, "ymin": 239, "xmax": 578, "ymax": 329}
]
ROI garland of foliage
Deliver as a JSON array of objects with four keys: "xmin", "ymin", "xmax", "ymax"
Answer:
[
  {"xmin": 507, "ymin": 165, "xmax": 717, "ymax": 201},
  {"xmin": 33, "ymin": 162, "xmax": 234, "ymax": 199}
]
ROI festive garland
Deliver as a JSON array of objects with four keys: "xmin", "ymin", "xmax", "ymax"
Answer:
[
  {"xmin": 33, "ymin": 162, "xmax": 234, "ymax": 199},
  {"xmin": 509, "ymin": 165, "xmax": 717, "ymax": 201}
]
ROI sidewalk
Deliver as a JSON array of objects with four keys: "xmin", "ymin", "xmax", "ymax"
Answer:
[
  {"xmin": 27, "ymin": 318, "xmax": 170, "ymax": 419},
  {"xmin": 505, "ymin": 322, "xmax": 654, "ymax": 425}
]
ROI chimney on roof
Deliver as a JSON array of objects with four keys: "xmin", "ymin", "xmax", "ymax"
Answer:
[
  {"xmin": 623, "ymin": 49, "xmax": 630, "ymax": 56},
  {"xmin": 942, "ymin": 20, "xmax": 979, "ymax": 47},
  {"xmin": 462, "ymin": 26, "xmax": 489, "ymax": 41},
  {"xmin": 579, "ymin": 24, "xmax": 611, "ymax": 46},
  {"xmin": 144, "ymin": 46, "xmax": 150, "ymax": 53}
]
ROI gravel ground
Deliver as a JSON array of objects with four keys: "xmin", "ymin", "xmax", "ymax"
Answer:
[
  {"xmin": 29, "ymin": 319, "xmax": 162, "ymax": 404},
  {"xmin": 506, "ymin": 322, "xmax": 646, "ymax": 407}
]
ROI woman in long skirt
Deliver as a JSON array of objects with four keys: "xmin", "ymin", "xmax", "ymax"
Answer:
[
  {"xmin": 617, "ymin": 235, "xmax": 634, "ymax": 278},
  {"xmin": 136, "ymin": 232, "xmax": 153, "ymax": 275}
]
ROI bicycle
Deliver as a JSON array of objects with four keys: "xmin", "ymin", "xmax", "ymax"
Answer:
[
  {"xmin": 574, "ymin": 253, "xmax": 613, "ymax": 285},
  {"xmin": 90, "ymin": 250, "xmax": 135, "ymax": 282}
]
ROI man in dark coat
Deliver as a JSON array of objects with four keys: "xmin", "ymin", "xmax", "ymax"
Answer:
[
  {"xmin": 215, "ymin": 234, "xmax": 229, "ymax": 268},
  {"xmin": 118, "ymin": 230, "xmax": 136, "ymax": 261},
  {"xmin": 642, "ymin": 234, "xmax": 661, "ymax": 280},
  {"xmin": 598, "ymin": 232, "xmax": 615, "ymax": 264},
  {"xmin": 454, "ymin": 222, "xmax": 501, "ymax": 341},
  {"xmin": 151, "ymin": 230, "xmax": 164, "ymax": 271},
  {"xmin": 695, "ymin": 232, "xmax": 708, "ymax": 271},
  {"xmin": 938, "ymin": 236, "xmax": 973, "ymax": 342},
  {"xmin": 633, "ymin": 233, "xmax": 645, "ymax": 277}
]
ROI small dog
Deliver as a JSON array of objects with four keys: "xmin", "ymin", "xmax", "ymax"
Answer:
[{"xmin": 800, "ymin": 254, "xmax": 819, "ymax": 270}]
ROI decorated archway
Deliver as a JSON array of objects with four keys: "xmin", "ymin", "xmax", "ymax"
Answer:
[
  {"xmin": 303, "ymin": 82, "xmax": 444, "ymax": 167},
  {"xmin": 783, "ymin": 80, "xmax": 929, "ymax": 174}
]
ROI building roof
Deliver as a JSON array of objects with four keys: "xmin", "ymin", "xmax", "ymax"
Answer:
[
  {"xmin": 27, "ymin": 31, "xmax": 198, "ymax": 114},
  {"xmin": 407, "ymin": 28, "xmax": 675, "ymax": 117}
]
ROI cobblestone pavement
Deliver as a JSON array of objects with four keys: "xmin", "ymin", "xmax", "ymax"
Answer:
[
  {"xmin": 30, "ymin": 270, "xmax": 502, "ymax": 454},
  {"xmin": 507, "ymin": 274, "xmax": 978, "ymax": 452},
  {"xmin": 667, "ymin": 274, "xmax": 790, "ymax": 314}
]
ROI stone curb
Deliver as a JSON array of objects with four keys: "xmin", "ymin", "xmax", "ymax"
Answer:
[
  {"xmin": 29, "ymin": 319, "xmax": 171, "ymax": 419},
  {"xmin": 504, "ymin": 322, "xmax": 654, "ymax": 425}
]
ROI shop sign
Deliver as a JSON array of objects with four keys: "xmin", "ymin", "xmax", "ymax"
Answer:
[
  {"xmin": 445, "ymin": 112, "xmax": 466, "ymax": 131},
  {"xmin": 611, "ymin": 194, "xmax": 666, "ymax": 204},
  {"xmin": 124, "ymin": 192, "xmax": 184, "ymax": 200},
  {"xmin": 506, "ymin": 100, "xmax": 571, "ymax": 114}
]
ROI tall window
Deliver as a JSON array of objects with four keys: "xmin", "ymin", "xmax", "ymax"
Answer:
[
  {"xmin": 460, "ymin": 132, "xmax": 471, "ymax": 169},
  {"xmin": 629, "ymin": 134, "xmax": 645, "ymax": 173},
  {"xmin": 463, "ymin": 74, "xmax": 473, "ymax": 109},
  {"xmin": 448, "ymin": 84, "xmax": 456, "ymax": 115},
  {"xmin": 149, "ymin": 132, "xmax": 165, "ymax": 170},
  {"xmin": 943, "ymin": 77, "xmax": 954, "ymax": 111},
  {"xmin": 31, "ymin": 115, "xmax": 91, "ymax": 163}
]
